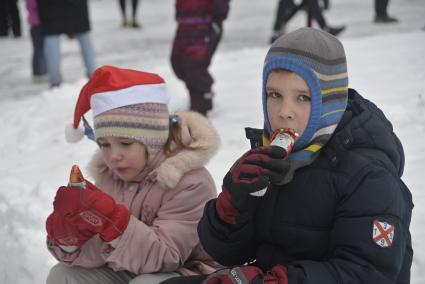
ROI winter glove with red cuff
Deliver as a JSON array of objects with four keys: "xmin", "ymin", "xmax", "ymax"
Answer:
[
  {"xmin": 46, "ymin": 211, "xmax": 95, "ymax": 247},
  {"xmin": 53, "ymin": 180, "xmax": 131, "ymax": 242},
  {"xmin": 216, "ymin": 146, "xmax": 290, "ymax": 224},
  {"xmin": 202, "ymin": 265, "xmax": 288, "ymax": 284}
]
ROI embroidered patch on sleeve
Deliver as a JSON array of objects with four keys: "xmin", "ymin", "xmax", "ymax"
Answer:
[{"xmin": 372, "ymin": 220, "xmax": 395, "ymax": 248}]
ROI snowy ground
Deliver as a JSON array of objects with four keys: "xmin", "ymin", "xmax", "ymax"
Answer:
[{"xmin": 0, "ymin": 0, "xmax": 424, "ymax": 283}]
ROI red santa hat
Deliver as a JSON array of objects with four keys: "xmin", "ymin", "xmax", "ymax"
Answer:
[{"xmin": 65, "ymin": 65, "xmax": 171, "ymax": 154}]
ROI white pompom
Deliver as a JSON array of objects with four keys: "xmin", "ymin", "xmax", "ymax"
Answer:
[{"xmin": 65, "ymin": 123, "xmax": 85, "ymax": 143}]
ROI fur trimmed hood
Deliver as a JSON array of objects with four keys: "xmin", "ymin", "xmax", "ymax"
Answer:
[{"xmin": 87, "ymin": 111, "xmax": 220, "ymax": 189}]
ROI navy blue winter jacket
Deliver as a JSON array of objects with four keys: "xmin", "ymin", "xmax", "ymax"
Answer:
[{"xmin": 198, "ymin": 89, "xmax": 413, "ymax": 283}]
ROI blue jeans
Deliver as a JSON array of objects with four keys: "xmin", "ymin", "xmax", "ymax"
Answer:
[
  {"xmin": 44, "ymin": 32, "xmax": 97, "ymax": 86},
  {"xmin": 30, "ymin": 26, "xmax": 47, "ymax": 76}
]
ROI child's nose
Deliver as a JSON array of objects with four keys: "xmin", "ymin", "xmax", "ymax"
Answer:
[
  {"xmin": 279, "ymin": 103, "xmax": 295, "ymax": 119},
  {"xmin": 110, "ymin": 149, "xmax": 123, "ymax": 161}
]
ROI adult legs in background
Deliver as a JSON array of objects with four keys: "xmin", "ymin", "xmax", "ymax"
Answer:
[
  {"xmin": 307, "ymin": 0, "xmax": 326, "ymax": 28},
  {"xmin": 129, "ymin": 272, "xmax": 179, "ymax": 284},
  {"xmin": 118, "ymin": 0, "xmax": 127, "ymax": 26},
  {"xmin": 0, "ymin": 0, "xmax": 10, "ymax": 36},
  {"xmin": 46, "ymin": 263, "xmax": 135, "ymax": 284},
  {"xmin": 118, "ymin": 0, "xmax": 140, "ymax": 27},
  {"xmin": 30, "ymin": 26, "xmax": 47, "ymax": 78},
  {"xmin": 44, "ymin": 34, "xmax": 62, "ymax": 87},
  {"xmin": 307, "ymin": 0, "xmax": 345, "ymax": 36},
  {"xmin": 8, "ymin": 0, "xmax": 21, "ymax": 37},
  {"xmin": 270, "ymin": 0, "xmax": 296, "ymax": 43},
  {"xmin": 375, "ymin": 0, "xmax": 388, "ymax": 18},
  {"xmin": 76, "ymin": 32, "xmax": 97, "ymax": 78},
  {"xmin": 130, "ymin": 0, "xmax": 140, "ymax": 27},
  {"xmin": 374, "ymin": 0, "xmax": 398, "ymax": 23}
]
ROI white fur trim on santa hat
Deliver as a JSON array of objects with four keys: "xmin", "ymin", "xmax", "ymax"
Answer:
[
  {"xmin": 65, "ymin": 123, "xmax": 85, "ymax": 143},
  {"xmin": 90, "ymin": 83, "xmax": 169, "ymax": 117}
]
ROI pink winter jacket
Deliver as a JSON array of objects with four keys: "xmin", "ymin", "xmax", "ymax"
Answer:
[
  {"xmin": 26, "ymin": 0, "xmax": 40, "ymax": 27},
  {"xmin": 47, "ymin": 111, "xmax": 222, "ymax": 276}
]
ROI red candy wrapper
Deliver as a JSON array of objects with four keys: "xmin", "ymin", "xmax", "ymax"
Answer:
[
  {"xmin": 270, "ymin": 128, "xmax": 299, "ymax": 157},
  {"xmin": 68, "ymin": 165, "xmax": 86, "ymax": 189}
]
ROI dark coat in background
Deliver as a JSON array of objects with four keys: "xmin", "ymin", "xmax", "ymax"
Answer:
[
  {"xmin": 37, "ymin": 0, "xmax": 90, "ymax": 35},
  {"xmin": 199, "ymin": 89, "xmax": 413, "ymax": 284}
]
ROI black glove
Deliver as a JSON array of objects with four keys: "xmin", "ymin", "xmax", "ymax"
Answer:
[
  {"xmin": 216, "ymin": 146, "xmax": 290, "ymax": 224},
  {"xmin": 202, "ymin": 264, "xmax": 289, "ymax": 284},
  {"xmin": 247, "ymin": 146, "xmax": 291, "ymax": 185}
]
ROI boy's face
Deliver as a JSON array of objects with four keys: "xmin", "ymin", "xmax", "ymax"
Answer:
[
  {"xmin": 97, "ymin": 137, "xmax": 148, "ymax": 182},
  {"xmin": 266, "ymin": 70, "xmax": 311, "ymax": 142}
]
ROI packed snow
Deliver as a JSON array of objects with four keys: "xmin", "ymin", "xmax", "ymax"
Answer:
[{"xmin": 0, "ymin": 0, "xmax": 424, "ymax": 283}]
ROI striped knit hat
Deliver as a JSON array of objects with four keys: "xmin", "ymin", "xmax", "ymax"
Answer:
[
  {"xmin": 262, "ymin": 27, "xmax": 348, "ymax": 183},
  {"xmin": 65, "ymin": 65, "xmax": 170, "ymax": 159}
]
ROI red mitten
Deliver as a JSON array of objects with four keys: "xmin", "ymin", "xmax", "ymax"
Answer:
[
  {"xmin": 202, "ymin": 266, "xmax": 265, "ymax": 284},
  {"xmin": 46, "ymin": 211, "xmax": 95, "ymax": 247},
  {"xmin": 264, "ymin": 265, "xmax": 289, "ymax": 284},
  {"xmin": 53, "ymin": 180, "xmax": 131, "ymax": 242}
]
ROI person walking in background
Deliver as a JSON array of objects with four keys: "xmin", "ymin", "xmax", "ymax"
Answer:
[
  {"xmin": 374, "ymin": 0, "xmax": 398, "ymax": 23},
  {"xmin": 270, "ymin": 0, "xmax": 345, "ymax": 43},
  {"xmin": 45, "ymin": 65, "xmax": 221, "ymax": 284},
  {"xmin": 37, "ymin": 0, "xmax": 97, "ymax": 88},
  {"xmin": 25, "ymin": 0, "xmax": 47, "ymax": 83},
  {"xmin": 118, "ymin": 0, "xmax": 141, "ymax": 28},
  {"xmin": 171, "ymin": 0, "xmax": 230, "ymax": 116},
  {"xmin": 0, "ymin": 0, "xmax": 21, "ymax": 38}
]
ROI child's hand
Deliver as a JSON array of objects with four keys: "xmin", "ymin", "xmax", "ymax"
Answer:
[
  {"xmin": 203, "ymin": 265, "xmax": 264, "ymax": 284},
  {"xmin": 53, "ymin": 181, "xmax": 131, "ymax": 242},
  {"xmin": 215, "ymin": 146, "xmax": 289, "ymax": 225},
  {"xmin": 203, "ymin": 264, "xmax": 288, "ymax": 284},
  {"xmin": 46, "ymin": 211, "xmax": 95, "ymax": 248},
  {"xmin": 246, "ymin": 146, "xmax": 291, "ymax": 185}
]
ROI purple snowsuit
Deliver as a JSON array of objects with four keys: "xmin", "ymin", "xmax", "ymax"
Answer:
[{"xmin": 171, "ymin": 0, "xmax": 230, "ymax": 115}]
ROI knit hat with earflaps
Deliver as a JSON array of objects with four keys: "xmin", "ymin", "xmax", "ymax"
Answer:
[
  {"xmin": 262, "ymin": 27, "xmax": 349, "ymax": 184},
  {"xmin": 65, "ymin": 65, "xmax": 171, "ymax": 160}
]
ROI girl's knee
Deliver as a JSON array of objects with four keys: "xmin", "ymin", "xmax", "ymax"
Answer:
[
  {"xmin": 46, "ymin": 263, "xmax": 77, "ymax": 284},
  {"xmin": 128, "ymin": 272, "xmax": 180, "ymax": 284}
]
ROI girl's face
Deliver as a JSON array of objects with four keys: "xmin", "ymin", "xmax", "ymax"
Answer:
[
  {"xmin": 266, "ymin": 70, "xmax": 312, "ymax": 141},
  {"xmin": 97, "ymin": 137, "xmax": 148, "ymax": 182}
]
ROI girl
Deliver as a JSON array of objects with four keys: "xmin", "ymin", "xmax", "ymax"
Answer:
[{"xmin": 45, "ymin": 65, "xmax": 221, "ymax": 284}]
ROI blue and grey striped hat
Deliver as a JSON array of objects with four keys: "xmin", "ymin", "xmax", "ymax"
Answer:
[{"xmin": 262, "ymin": 27, "xmax": 348, "ymax": 183}]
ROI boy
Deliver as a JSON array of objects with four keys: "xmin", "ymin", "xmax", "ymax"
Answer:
[{"xmin": 162, "ymin": 27, "xmax": 413, "ymax": 284}]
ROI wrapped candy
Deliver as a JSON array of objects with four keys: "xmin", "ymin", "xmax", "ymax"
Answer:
[
  {"xmin": 68, "ymin": 164, "xmax": 86, "ymax": 189},
  {"xmin": 270, "ymin": 128, "xmax": 299, "ymax": 158}
]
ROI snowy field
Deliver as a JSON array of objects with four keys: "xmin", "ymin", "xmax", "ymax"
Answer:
[{"xmin": 0, "ymin": 0, "xmax": 424, "ymax": 283}]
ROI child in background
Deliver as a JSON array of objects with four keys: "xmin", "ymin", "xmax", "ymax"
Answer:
[
  {"xmin": 171, "ymin": 0, "xmax": 230, "ymax": 116},
  {"xmin": 162, "ymin": 27, "xmax": 413, "ymax": 284},
  {"xmin": 25, "ymin": 0, "xmax": 47, "ymax": 83},
  {"xmin": 45, "ymin": 65, "xmax": 221, "ymax": 284}
]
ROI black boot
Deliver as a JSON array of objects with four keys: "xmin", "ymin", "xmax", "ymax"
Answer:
[
  {"xmin": 324, "ymin": 25, "xmax": 346, "ymax": 36},
  {"xmin": 190, "ymin": 92, "xmax": 213, "ymax": 116},
  {"xmin": 374, "ymin": 15, "xmax": 399, "ymax": 23}
]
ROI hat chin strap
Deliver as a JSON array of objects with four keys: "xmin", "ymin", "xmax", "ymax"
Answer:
[{"xmin": 82, "ymin": 116, "xmax": 96, "ymax": 141}]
